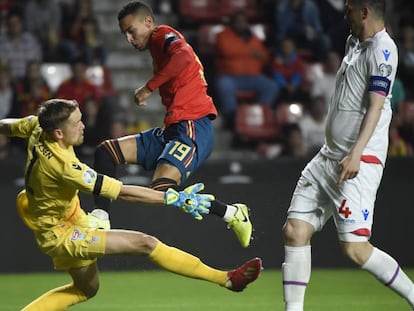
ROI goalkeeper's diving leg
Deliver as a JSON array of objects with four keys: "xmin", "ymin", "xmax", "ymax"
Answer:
[{"xmin": 105, "ymin": 230, "xmax": 262, "ymax": 292}]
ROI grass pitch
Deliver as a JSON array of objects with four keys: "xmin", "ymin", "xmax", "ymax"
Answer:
[{"xmin": 1, "ymin": 269, "xmax": 413, "ymax": 310}]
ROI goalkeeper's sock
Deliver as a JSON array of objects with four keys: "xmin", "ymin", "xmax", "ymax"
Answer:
[
  {"xmin": 93, "ymin": 139, "xmax": 125, "ymax": 212},
  {"xmin": 21, "ymin": 283, "xmax": 87, "ymax": 310},
  {"xmin": 210, "ymin": 199, "xmax": 237, "ymax": 220},
  {"xmin": 282, "ymin": 245, "xmax": 311, "ymax": 311},
  {"xmin": 362, "ymin": 247, "xmax": 414, "ymax": 307},
  {"xmin": 149, "ymin": 241, "xmax": 227, "ymax": 286}
]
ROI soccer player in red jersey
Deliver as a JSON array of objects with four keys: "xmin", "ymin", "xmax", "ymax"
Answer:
[{"xmin": 91, "ymin": 1, "xmax": 253, "ymax": 248}]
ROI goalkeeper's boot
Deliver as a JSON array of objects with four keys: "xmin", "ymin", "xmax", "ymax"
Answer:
[
  {"xmin": 226, "ymin": 203, "xmax": 252, "ymax": 248},
  {"xmin": 86, "ymin": 209, "xmax": 111, "ymax": 230},
  {"xmin": 225, "ymin": 257, "xmax": 262, "ymax": 292}
]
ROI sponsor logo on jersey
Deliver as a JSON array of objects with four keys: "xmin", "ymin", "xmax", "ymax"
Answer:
[
  {"xmin": 71, "ymin": 163, "xmax": 82, "ymax": 170},
  {"xmin": 382, "ymin": 49, "xmax": 391, "ymax": 61},
  {"xmin": 82, "ymin": 169, "xmax": 97, "ymax": 185},
  {"xmin": 71, "ymin": 229, "xmax": 86, "ymax": 241},
  {"xmin": 338, "ymin": 218, "xmax": 356, "ymax": 224},
  {"xmin": 90, "ymin": 236, "xmax": 100, "ymax": 244},
  {"xmin": 362, "ymin": 209, "xmax": 370, "ymax": 221}
]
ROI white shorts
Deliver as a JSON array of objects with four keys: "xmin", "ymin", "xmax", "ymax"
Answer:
[{"xmin": 287, "ymin": 153, "xmax": 383, "ymax": 242}]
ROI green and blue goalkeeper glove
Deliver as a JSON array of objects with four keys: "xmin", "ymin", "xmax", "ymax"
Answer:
[{"xmin": 165, "ymin": 183, "xmax": 215, "ymax": 220}]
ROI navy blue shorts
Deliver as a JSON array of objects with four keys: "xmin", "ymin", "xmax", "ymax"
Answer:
[{"xmin": 134, "ymin": 116, "xmax": 214, "ymax": 183}]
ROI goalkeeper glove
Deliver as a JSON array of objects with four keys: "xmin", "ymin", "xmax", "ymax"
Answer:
[{"xmin": 165, "ymin": 183, "xmax": 215, "ymax": 220}]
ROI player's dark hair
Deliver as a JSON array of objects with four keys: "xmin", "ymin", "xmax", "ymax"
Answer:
[
  {"xmin": 118, "ymin": 1, "xmax": 154, "ymax": 22},
  {"xmin": 38, "ymin": 99, "xmax": 78, "ymax": 134},
  {"xmin": 353, "ymin": 0, "xmax": 386, "ymax": 19}
]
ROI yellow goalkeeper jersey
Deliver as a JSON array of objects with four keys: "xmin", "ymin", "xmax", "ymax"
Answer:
[{"xmin": 11, "ymin": 116, "xmax": 122, "ymax": 231}]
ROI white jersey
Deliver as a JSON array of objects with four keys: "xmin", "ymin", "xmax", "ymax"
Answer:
[{"xmin": 321, "ymin": 29, "xmax": 398, "ymax": 165}]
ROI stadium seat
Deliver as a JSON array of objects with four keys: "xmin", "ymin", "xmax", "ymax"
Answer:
[
  {"xmin": 86, "ymin": 65, "xmax": 117, "ymax": 97},
  {"xmin": 179, "ymin": 0, "xmax": 220, "ymax": 23},
  {"xmin": 197, "ymin": 24, "xmax": 224, "ymax": 56},
  {"xmin": 40, "ymin": 63, "xmax": 71, "ymax": 93},
  {"xmin": 302, "ymin": 61, "xmax": 324, "ymax": 92},
  {"xmin": 275, "ymin": 101, "xmax": 304, "ymax": 126},
  {"xmin": 236, "ymin": 90, "xmax": 257, "ymax": 105},
  {"xmin": 249, "ymin": 23, "xmax": 266, "ymax": 41},
  {"xmin": 85, "ymin": 65, "xmax": 104, "ymax": 87},
  {"xmin": 235, "ymin": 103, "xmax": 279, "ymax": 141}
]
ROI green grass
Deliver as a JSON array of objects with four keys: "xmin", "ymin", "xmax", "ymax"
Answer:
[{"xmin": 1, "ymin": 269, "xmax": 413, "ymax": 310}]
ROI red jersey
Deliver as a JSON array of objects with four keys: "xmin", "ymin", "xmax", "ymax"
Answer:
[{"xmin": 145, "ymin": 25, "xmax": 217, "ymax": 127}]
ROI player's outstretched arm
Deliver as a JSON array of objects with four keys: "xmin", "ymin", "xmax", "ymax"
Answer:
[
  {"xmin": 117, "ymin": 183, "xmax": 214, "ymax": 220},
  {"xmin": 0, "ymin": 118, "xmax": 18, "ymax": 135},
  {"xmin": 118, "ymin": 184, "xmax": 165, "ymax": 204}
]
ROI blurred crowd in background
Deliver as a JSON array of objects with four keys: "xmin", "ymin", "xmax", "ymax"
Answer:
[{"xmin": 0, "ymin": 0, "xmax": 413, "ymax": 163}]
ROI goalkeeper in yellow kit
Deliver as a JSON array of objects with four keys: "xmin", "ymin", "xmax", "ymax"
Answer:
[{"xmin": 0, "ymin": 99, "xmax": 262, "ymax": 311}]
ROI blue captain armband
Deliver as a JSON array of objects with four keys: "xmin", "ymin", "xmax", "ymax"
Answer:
[{"xmin": 369, "ymin": 75, "xmax": 391, "ymax": 97}]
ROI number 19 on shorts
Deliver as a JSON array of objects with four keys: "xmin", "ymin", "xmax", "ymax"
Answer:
[{"xmin": 168, "ymin": 141, "xmax": 192, "ymax": 161}]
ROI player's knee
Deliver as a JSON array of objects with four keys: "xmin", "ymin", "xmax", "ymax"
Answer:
[
  {"xmin": 282, "ymin": 219, "xmax": 313, "ymax": 246},
  {"xmin": 131, "ymin": 233, "xmax": 158, "ymax": 255},
  {"xmin": 340, "ymin": 241, "xmax": 372, "ymax": 267},
  {"xmin": 95, "ymin": 139, "xmax": 126, "ymax": 165},
  {"xmin": 76, "ymin": 280, "xmax": 99, "ymax": 299}
]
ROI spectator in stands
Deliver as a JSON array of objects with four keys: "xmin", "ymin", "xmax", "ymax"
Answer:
[
  {"xmin": 271, "ymin": 37, "xmax": 308, "ymax": 103},
  {"xmin": 0, "ymin": 61, "xmax": 17, "ymax": 118},
  {"xmin": 0, "ymin": 131, "xmax": 9, "ymax": 159},
  {"xmin": 24, "ymin": 0, "xmax": 62, "ymax": 62},
  {"xmin": 15, "ymin": 60, "xmax": 52, "ymax": 117},
  {"xmin": 0, "ymin": 8, "xmax": 42, "ymax": 80},
  {"xmin": 56, "ymin": 59, "xmax": 99, "ymax": 112},
  {"xmin": 0, "ymin": 0, "xmax": 17, "ymax": 35},
  {"xmin": 0, "ymin": 58, "xmax": 28, "ymax": 158},
  {"xmin": 298, "ymin": 95, "xmax": 327, "ymax": 156},
  {"xmin": 81, "ymin": 61, "xmax": 121, "ymax": 143},
  {"xmin": 78, "ymin": 16, "xmax": 107, "ymax": 65},
  {"xmin": 310, "ymin": 50, "xmax": 341, "ymax": 108},
  {"xmin": 398, "ymin": 18, "xmax": 414, "ymax": 99},
  {"xmin": 56, "ymin": 58, "xmax": 101, "ymax": 148},
  {"xmin": 274, "ymin": 0, "xmax": 330, "ymax": 61},
  {"xmin": 390, "ymin": 76, "xmax": 406, "ymax": 114},
  {"xmin": 215, "ymin": 10, "xmax": 279, "ymax": 130},
  {"xmin": 279, "ymin": 122, "xmax": 307, "ymax": 158},
  {"xmin": 314, "ymin": 0, "xmax": 348, "ymax": 55},
  {"xmin": 60, "ymin": 0, "xmax": 107, "ymax": 65},
  {"xmin": 153, "ymin": 0, "xmax": 178, "ymax": 26},
  {"xmin": 109, "ymin": 113, "xmax": 129, "ymax": 139},
  {"xmin": 388, "ymin": 120, "xmax": 413, "ymax": 158}
]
